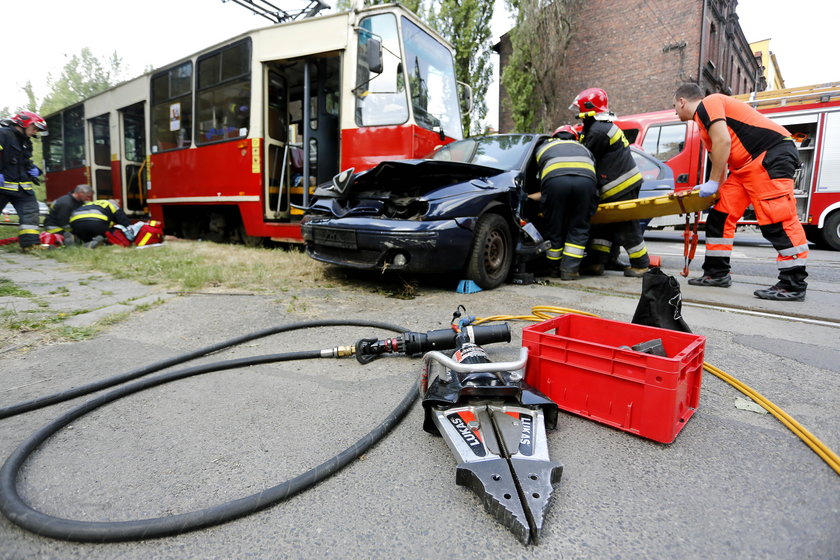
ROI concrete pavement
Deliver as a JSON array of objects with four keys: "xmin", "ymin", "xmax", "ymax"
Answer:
[{"xmin": 0, "ymin": 247, "xmax": 838, "ymax": 559}]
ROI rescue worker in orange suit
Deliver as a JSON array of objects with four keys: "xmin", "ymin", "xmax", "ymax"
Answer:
[
  {"xmin": 44, "ymin": 184, "xmax": 94, "ymax": 244},
  {"xmin": 0, "ymin": 111, "xmax": 47, "ymax": 251},
  {"xmin": 69, "ymin": 199, "xmax": 132, "ymax": 247},
  {"xmin": 674, "ymin": 83, "xmax": 809, "ymax": 301},
  {"xmin": 531, "ymin": 125, "xmax": 598, "ymax": 280},
  {"xmin": 571, "ymin": 88, "xmax": 650, "ymax": 277}
]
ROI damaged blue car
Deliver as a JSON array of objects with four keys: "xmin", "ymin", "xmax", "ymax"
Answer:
[
  {"xmin": 301, "ymin": 134, "xmax": 548, "ymax": 290},
  {"xmin": 301, "ymin": 134, "xmax": 673, "ymax": 290}
]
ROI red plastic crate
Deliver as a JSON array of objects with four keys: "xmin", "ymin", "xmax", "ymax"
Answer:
[{"xmin": 522, "ymin": 314, "xmax": 705, "ymax": 443}]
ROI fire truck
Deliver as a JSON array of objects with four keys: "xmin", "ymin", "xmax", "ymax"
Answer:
[
  {"xmin": 615, "ymin": 82, "xmax": 840, "ymax": 250},
  {"xmin": 40, "ymin": 4, "xmax": 466, "ymax": 244}
]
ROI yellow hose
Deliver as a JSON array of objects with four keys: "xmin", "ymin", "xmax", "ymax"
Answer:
[{"xmin": 475, "ymin": 305, "xmax": 840, "ymax": 476}]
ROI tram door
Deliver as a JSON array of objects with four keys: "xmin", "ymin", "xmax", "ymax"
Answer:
[
  {"xmin": 263, "ymin": 54, "xmax": 340, "ymax": 220},
  {"xmin": 119, "ymin": 103, "xmax": 147, "ymax": 214},
  {"xmin": 88, "ymin": 114, "xmax": 114, "ymax": 198}
]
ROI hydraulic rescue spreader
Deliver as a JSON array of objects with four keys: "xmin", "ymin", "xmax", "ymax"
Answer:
[
  {"xmin": 355, "ymin": 313, "xmax": 563, "ymax": 545},
  {"xmin": 420, "ymin": 325, "xmax": 562, "ymax": 545}
]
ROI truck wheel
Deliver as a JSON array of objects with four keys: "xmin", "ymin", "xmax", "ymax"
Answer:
[
  {"xmin": 466, "ymin": 213, "xmax": 513, "ymax": 290},
  {"xmin": 821, "ymin": 211, "xmax": 840, "ymax": 251}
]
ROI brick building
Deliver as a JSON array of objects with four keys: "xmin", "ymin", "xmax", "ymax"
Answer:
[{"xmin": 496, "ymin": 0, "xmax": 763, "ymax": 132}]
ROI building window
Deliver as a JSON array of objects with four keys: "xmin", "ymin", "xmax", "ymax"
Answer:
[
  {"xmin": 196, "ymin": 39, "xmax": 251, "ymax": 145},
  {"xmin": 151, "ymin": 61, "xmax": 193, "ymax": 152}
]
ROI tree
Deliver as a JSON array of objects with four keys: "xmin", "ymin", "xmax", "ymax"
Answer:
[
  {"xmin": 501, "ymin": 0, "xmax": 578, "ymax": 131},
  {"xmin": 430, "ymin": 0, "xmax": 494, "ymax": 136},
  {"xmin": 40, "ymin": 48, "xmax": 126, "ymax": 115}
]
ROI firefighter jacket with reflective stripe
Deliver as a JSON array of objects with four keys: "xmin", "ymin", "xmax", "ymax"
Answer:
[
  {"xmin": 694, "ymin": 93, "xmax": 791, "ymax": 171},
  {"xmin": 581, "ymin": 119, "xmax": 642, "ymax": 202},
  {"xmin": 70, "ymin": 200, "xmax": 131, "ymax": 228},
  {"xmin": 44, "ymin": 192, "xmax": 86, "ymax": 232},
  {"xmin": 536, "ymin": 138, "xmax": 596, "ymax": 186},
  {"xmin": 0, "ymin": 126, "xmax": 36, "ymax": 191}
]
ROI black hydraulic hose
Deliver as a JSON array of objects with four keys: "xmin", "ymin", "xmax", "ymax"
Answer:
[
  {"xmin": 0, "ymin": 320, "xmax": 413, "ymax": 542},
  {"xmin": 0, "ymin": 319, "xmax": 396, "ymax": 420}
]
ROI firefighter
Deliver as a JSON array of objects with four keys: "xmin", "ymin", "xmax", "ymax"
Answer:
[
  {"xmin": 0, "ymin": 111, "xmax": 47, "ymax": 250},
  {"xmin": 44, "ymin": 184, "xmax": 94, "ymax": 244},
  {"xmin": 571, "ymin": 88, "xmax": 650, "ymax": 277},
  {"xmin": 673, "ymin": 83, "xmax": 809, "ymax": 301},
  {"xmin": 531, "ymin": 125, "xmax": 598, "ymax": 280},
  {"xmin": 69, "ymin": 199, "xmax": 132, "ymax": 247}
]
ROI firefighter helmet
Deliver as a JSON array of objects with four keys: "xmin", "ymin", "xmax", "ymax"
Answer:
[
  {"xmin": 570, "ymin": 88, "xmax": 609, "ymax": 116},
  {"xmin": 552, "ymin": 124, "xmax": 579, "ymax": 140},
  {"xmin": 11, "ymin": 111, "xmax": 47, "ymax": 131}
]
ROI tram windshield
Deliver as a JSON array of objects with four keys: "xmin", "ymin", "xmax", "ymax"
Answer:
[{"xmin": 355, "ymin": 13, "xmax": 462, "ymax": 140}]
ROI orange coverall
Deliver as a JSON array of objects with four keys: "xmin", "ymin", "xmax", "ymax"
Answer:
[{"xmin": 694, "ymin": 94, "xmax": 808, "ymax": 290}]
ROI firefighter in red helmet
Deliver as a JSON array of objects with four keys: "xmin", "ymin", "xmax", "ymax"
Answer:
[
  {"xmin": 0, "ymin": 111, "xmax": 47, "ymax": 250},
  {"xmin": 531, "ymin": 124, "xmax": 598, "ymax": 280},
  {"xmin": 571, "ymin": 88, "xmax": 650, "ymax": 277}
]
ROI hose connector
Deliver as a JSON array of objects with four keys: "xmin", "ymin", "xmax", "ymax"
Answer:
[{"xmin": 321, "ymin": 345, "xmax": 356, "ymax": 358}]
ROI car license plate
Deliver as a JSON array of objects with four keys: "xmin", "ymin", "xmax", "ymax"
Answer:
[{"xmin": 314, "ymin": 227, "xmax": 357, "ymax": 249}]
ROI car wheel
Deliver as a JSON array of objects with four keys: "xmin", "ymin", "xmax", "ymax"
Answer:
[
  {"xmin": 821, "ymin": 211, "xmax": 840, "ymax": 251},
  {"xmin": 466, "ymin": 213, "xmax": 513, "ymax": 290}
]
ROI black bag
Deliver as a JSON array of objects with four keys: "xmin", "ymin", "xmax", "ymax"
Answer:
[{"xmin": 632, "ymin": 267, "xmax": 691, "ymax": 333}]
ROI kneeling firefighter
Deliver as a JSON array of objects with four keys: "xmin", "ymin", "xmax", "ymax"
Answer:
[
  {"xmin": 69, "ymin": 199, "xmax": 132, "ymax": 245},
  {"xmin": 534, "ymin": 125, "xmax": 599, "ymax": 280},
  {"xmin": 572, "ymin": 88, "xmax": 650, "ymax": 277}
]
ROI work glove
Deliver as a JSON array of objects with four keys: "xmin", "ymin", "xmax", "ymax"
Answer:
[
  {"xmin": 696, "ymin": 180, "xmax": 720, "ymax": 198},
  {"xmin": 0, "ymin": 173, "xmax": 4, "ymax": 187},
  {"xmin": 29, "ymin": 167, "xmax": 41, "ymax": 178}
]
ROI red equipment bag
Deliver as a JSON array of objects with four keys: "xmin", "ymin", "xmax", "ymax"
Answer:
[
  {"xmin": 104, "ymin": 228, "xmax": 132, "ymax": 247},
  {"xmin": 134, "ymin": 220, "xmax": 164, "ymax": 247}
]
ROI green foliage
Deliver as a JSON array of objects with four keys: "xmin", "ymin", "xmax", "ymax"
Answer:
[
  {"xmin": 501, "ymin": 0, "xmax": 578, "ymax": 132},
  {"xmin": 430, "ymin": 0, "xmax": 494, "ymax": 136},
  {"xmin": 40, "ymin": 47, "xmax": 126, "ymax": 115}
]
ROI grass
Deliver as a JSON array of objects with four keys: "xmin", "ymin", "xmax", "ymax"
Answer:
[
  {"xmin": 0, "ymin": 277, "xmax": 34, "ymax": 298},
  {"xmin": 40, "ymin": 239, "xmax": 336, "ymax": 293},
  {"xmin": 1, "ymin": 237, "xmax": 425, "ymax": 345}
]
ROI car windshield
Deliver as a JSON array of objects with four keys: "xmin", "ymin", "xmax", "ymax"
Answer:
[{"xmin": 427, "ymin": 134, "xmax": 536, "ymax": 170}]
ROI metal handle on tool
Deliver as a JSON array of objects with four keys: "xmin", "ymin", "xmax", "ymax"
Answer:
[{"xmin": 422, "ymin": 347, "xmax": 529, "ymax": 384}]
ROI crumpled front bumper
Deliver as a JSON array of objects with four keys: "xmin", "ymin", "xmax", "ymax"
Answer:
[{"xmin": 301, "ymin": 216, "xmax": 476, "ymax": 273}]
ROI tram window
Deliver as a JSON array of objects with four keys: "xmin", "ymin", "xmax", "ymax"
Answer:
[
  {"xmin": 197, "ymin": 39, "xmax": 251, "ymax": 145},
  {"xmin": 44, "ymin": 114, "xmax": 64, "ymax": 172},
  {"xmin": 151, "ymin": 62, "xmax": 193, "ymax": 151},
  {"xmin": 355, "ymin": 14, "xmax": 408, "ymax": 127},
  {"xmin": 401, "ymin": 17, "xmax": 462, "ymax": 140},
  {"xmin": 91, "ymin": 114, "xmax": 110, "ymax": 167},
  {"xmin": 121, "ymin": 103, "xmax": 146, "ymax": 162},
  {"xmin": 63, "ymin": 105, "xmax": 86, "ymax": 169}
]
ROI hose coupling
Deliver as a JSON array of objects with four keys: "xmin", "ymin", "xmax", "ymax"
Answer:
[{"xmin": 322, "ymin": 345, "xmax": 356, "ymax": 358}]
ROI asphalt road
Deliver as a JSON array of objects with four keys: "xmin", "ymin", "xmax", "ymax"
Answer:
[{"xmin": 0, "ymin": 238, "xmax": 838, "ymax": 560}]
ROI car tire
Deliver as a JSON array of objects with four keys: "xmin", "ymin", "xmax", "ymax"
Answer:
[
  {"xmin": 466, "ymin": 213, "xmax": 513, "ymax": 290},
  {"xmin": 821, "ymin": 211, "xmax": 840, "ymax": 251}
]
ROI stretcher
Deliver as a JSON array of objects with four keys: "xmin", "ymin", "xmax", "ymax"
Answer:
[{"xmin": 590, "ymin": 190, "xmax": 718, "ymax": 224}]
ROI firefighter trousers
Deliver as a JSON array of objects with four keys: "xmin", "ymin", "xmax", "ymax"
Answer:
[
  {"xmin": 0, "ymin": 187, "xmax": 40, "ymax": 248},
  {"xmin": 702, "ymin": 142, "xmax": 808, "ymax": 290},
  {"xmin": 585, "ymin": 180, "xmax": 650, "ymax": 269},
  {"xmin": 541, "ymin": 174, "xmax": 599, "ymax": 271},
  {"xmin": 70, "ymin": 218, "xmax": 110, "ymax": 242}
]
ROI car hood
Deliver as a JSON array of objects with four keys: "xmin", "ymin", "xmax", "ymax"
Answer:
[{"xmin": 307, "ymin": 160, "xmax": 515, "ymax": 219}]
